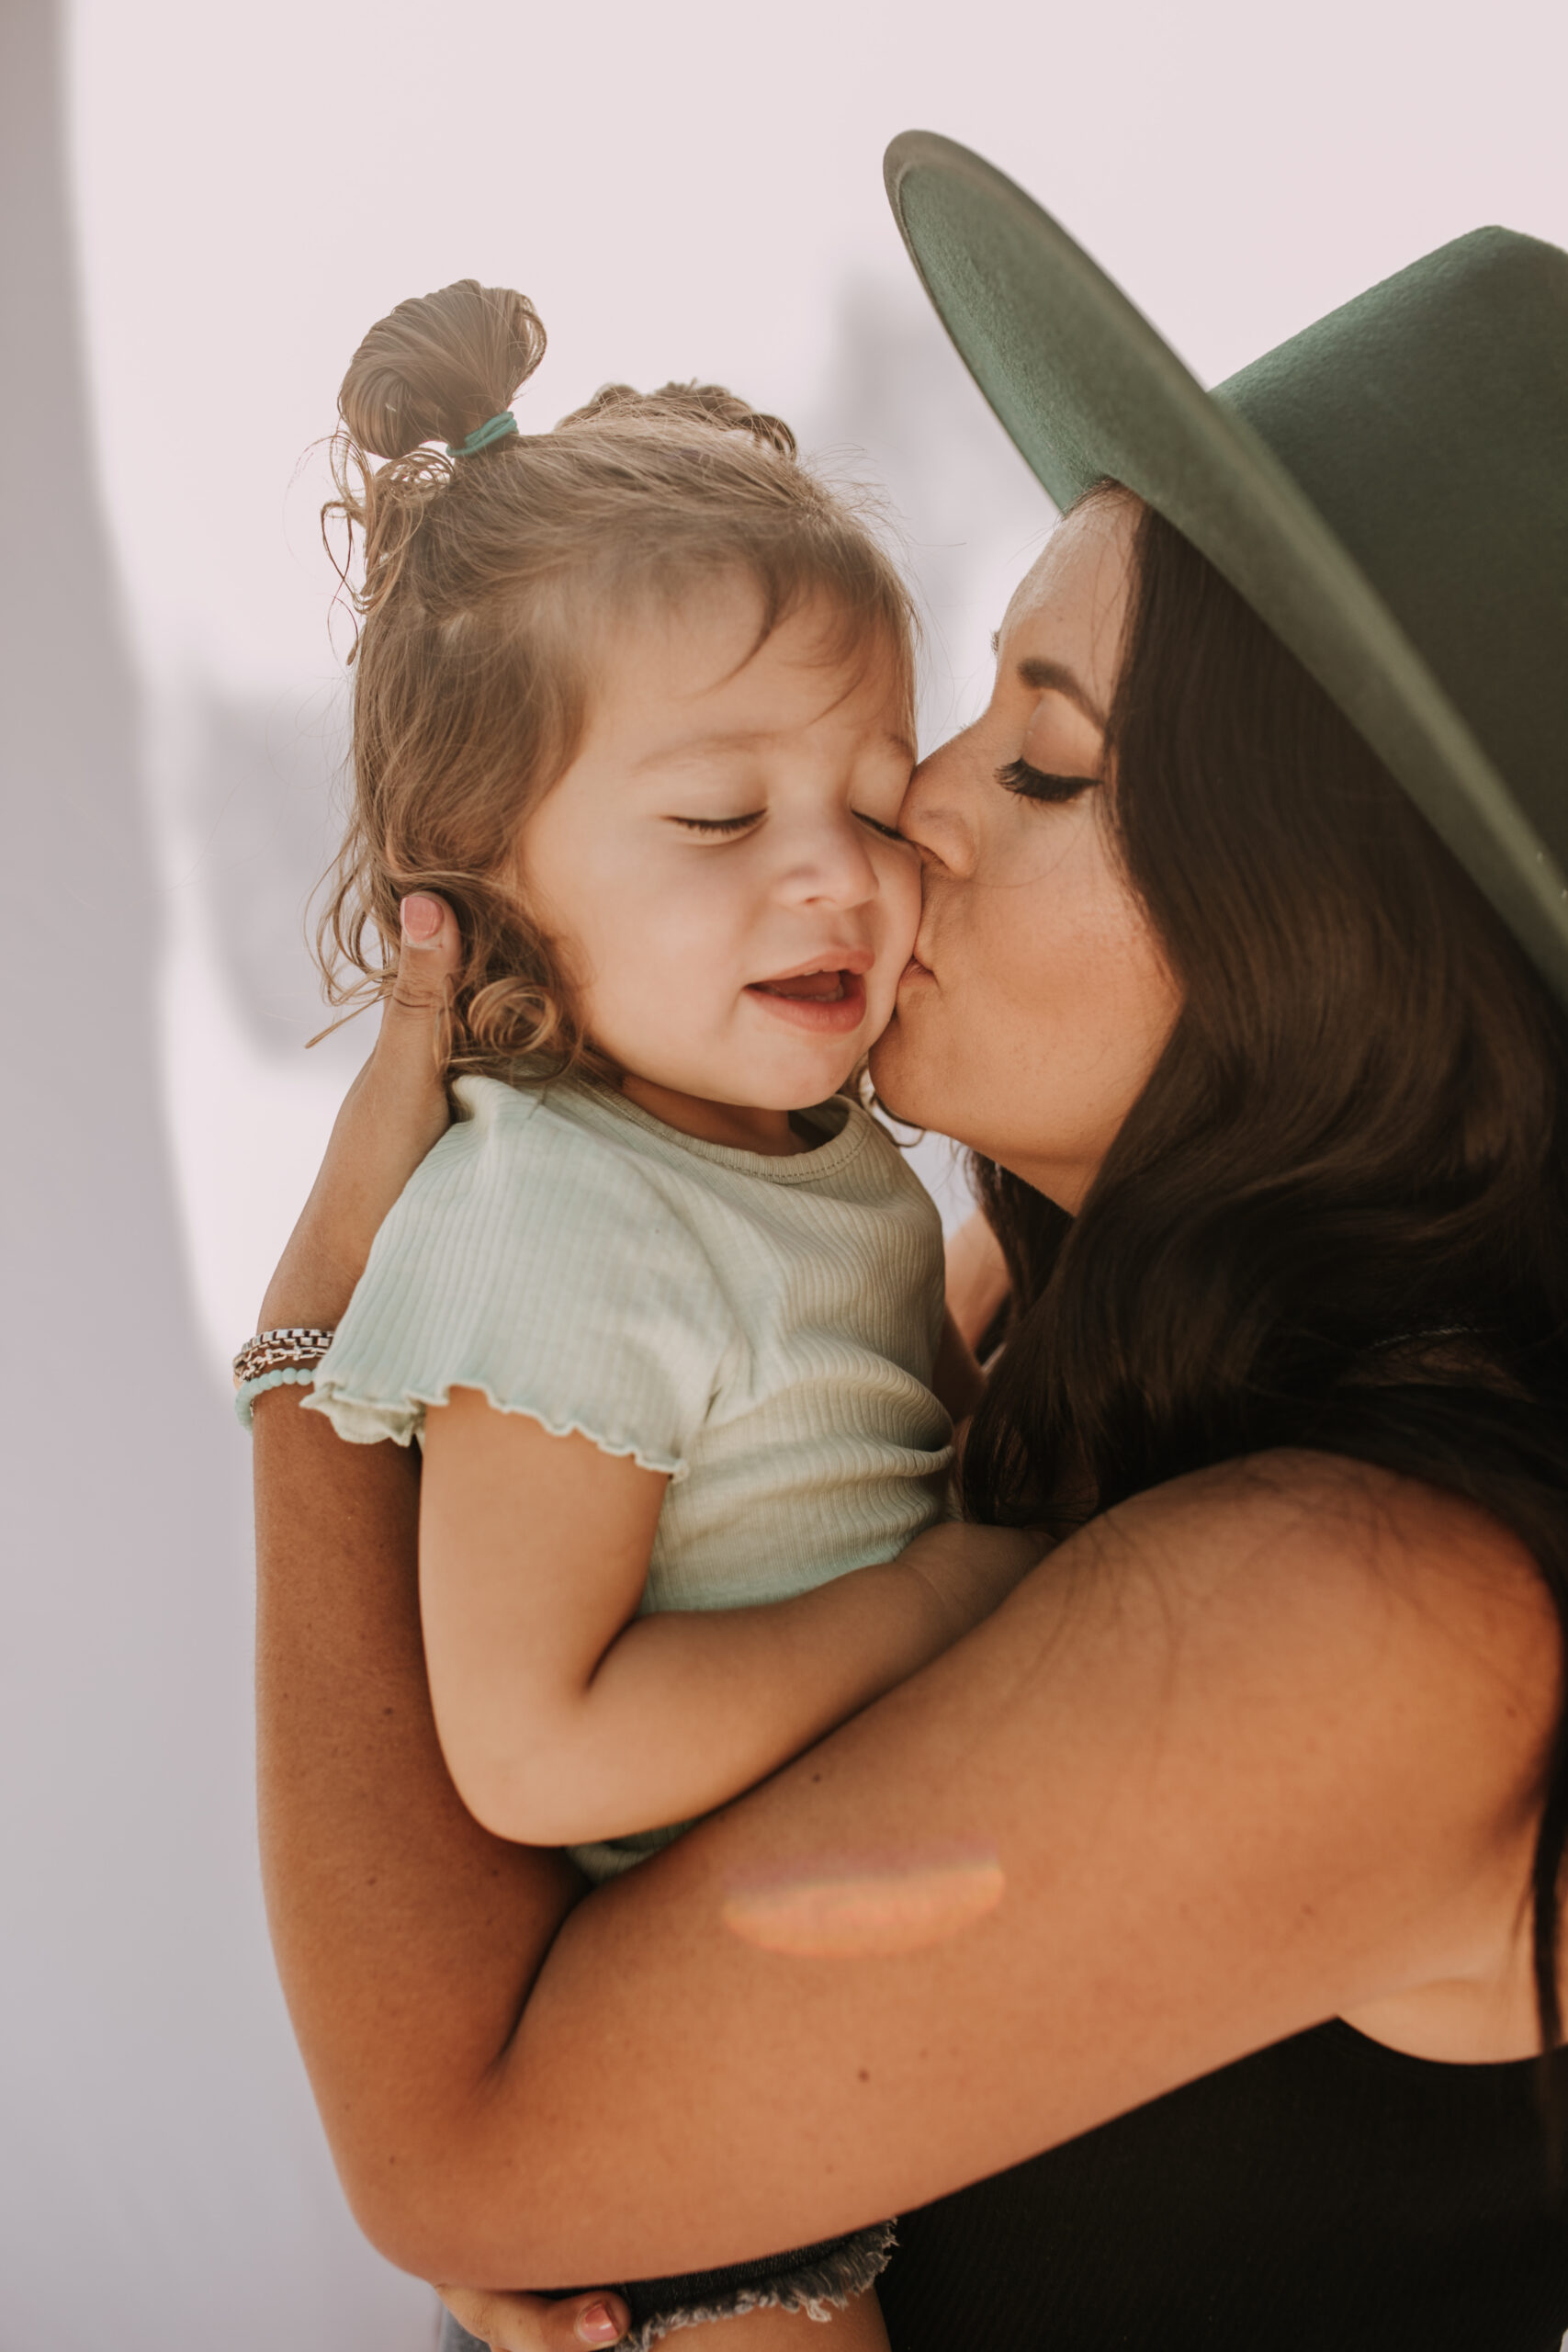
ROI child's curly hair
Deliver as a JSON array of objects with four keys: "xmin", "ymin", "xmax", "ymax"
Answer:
[{"xmin": 317, "ymin": 278, "xmax": 917, "ymax": 1083}]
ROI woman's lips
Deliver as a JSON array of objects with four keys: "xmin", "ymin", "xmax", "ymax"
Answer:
[
  {"xmin": 746, "ymin": 968, "xmax": 868, "ymax": 1035},
  {"xmin": 898, "ymin": 953, "xmax": 935, "ymax": 989}
]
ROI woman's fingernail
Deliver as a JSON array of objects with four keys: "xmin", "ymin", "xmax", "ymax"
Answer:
[
  {"xmin": 577, "ymin": 2303, "xmax": 621, "ymax": 2344},
  {"xmin": 400, "ymin": 893, "xmax": 441, "ymax": 943}
]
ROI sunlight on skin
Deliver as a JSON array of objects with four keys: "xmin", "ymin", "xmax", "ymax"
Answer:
[{"xmin": 721, "ymin": 1846, "xmax": 1006, "ymax": 1956}]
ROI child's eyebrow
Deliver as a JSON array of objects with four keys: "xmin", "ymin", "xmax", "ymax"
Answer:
[
  {"xmin": 630, "ymin": 727, "xmax": 916, "ymax": 775},
  {"xmin": 630, "ymin": 729, "xmax": 784, "ymax": 773}
]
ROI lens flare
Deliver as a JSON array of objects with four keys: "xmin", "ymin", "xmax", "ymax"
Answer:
[{"xmin": 720, "ymin": 1844, "xmax": 1005, "ymax": 1958}]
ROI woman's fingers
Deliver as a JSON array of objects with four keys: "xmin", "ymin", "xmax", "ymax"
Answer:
[
  {"xmin": 363, "ymin": 890, "xmax": 464, "ymax": 1113},
  {"xmin": 389, "ymin": 889, "xmax": 463, "ymax": 1013},
  {"xmin": 255, "ymin": 893, "xmax": 464, "ymax": 1329},
  {"xmin": 437, "ymin": 2282, "xmax": 631, "ymax": 2349},
  {"xmin": 355, "ymin": 889, "xmax": 463, "ymax": 1150}
]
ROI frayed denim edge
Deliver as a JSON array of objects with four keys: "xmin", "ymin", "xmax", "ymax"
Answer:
[{"xmin": 620, "ymin": 2221, "xmax": 897, "ymax": 2348}]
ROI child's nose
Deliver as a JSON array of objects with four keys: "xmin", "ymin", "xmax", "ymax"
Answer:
[{"xmin": 773, "ymin": 812, "xmax": 880, "ymax": 907}]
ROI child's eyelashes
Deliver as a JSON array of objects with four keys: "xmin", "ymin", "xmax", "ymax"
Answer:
[
  {"xmin": 997, "ymin": 756, "xmax": 1099, "ymax": 805},
  {"xmin": 666, "ymin": 810, "xmax": 909, "ymax": 842},
  {"xmin": 670, "ymin": 811, "xmax": 763, "ymax": 836}
]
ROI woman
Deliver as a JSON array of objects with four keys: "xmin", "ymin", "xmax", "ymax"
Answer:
[{"xmin": 254, "ymin": 139, "xmax": 1568, "ymax": 2348}]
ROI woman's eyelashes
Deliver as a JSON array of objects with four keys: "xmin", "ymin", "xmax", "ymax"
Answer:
[{"xmin": 995, "ymin": 755, "xmax": 1099, "ymax": 805}]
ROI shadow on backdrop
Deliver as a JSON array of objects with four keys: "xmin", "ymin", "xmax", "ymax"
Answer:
[{"xmin": 0, "ymin": 6, "xmax": 434, "ymax": 2345}]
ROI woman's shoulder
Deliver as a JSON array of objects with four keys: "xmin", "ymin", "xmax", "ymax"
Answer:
[
  {"xmin": 1080, "ymin": 1448, "xmax": 1556, "ymax": 1723},
  {"xmin": 1105, "ymin": 1445, "xmax": 1540, "ymax": 1579}
]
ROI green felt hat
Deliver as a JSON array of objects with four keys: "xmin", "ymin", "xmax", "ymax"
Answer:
[{"xmin": 885, "ymin": 130, "xmax": 1568, "ymax": 1004}]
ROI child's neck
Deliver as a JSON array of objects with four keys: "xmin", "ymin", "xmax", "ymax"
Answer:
[{"xmin": 617, "ymin": 1073, "xmax": 813, "ymax": 1158}]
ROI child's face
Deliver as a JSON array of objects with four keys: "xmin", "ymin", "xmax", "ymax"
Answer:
[{"xmin": 517, "ymin": 579, "xmax": 920, "ymax": 1115}]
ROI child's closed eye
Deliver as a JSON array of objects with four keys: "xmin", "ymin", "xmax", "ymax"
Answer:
[
  {"xmin": 667, "ymin": 809, "xmax": 909, "ymax": 842},
  {"xmin": 669, "ymin": 811, "xmax": 764, "ymax": 836}
]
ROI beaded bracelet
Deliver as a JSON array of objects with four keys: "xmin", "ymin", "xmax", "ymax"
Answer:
[
  {"xmin": 232, "ymin": 1326, "xmax": 336, "ymax": 1430},
  {"xmin": 234, "ymin": 1363, "xmax": 322, "ymax": 1429}
]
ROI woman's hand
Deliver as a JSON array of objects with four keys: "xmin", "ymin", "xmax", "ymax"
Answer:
[
  {"xmin": 259, "ymin": 893, "xmax": 463, "ymax": 1329},
  {"xmin": 436, "ymin": 2283, "xmax": 629, "ymax": 2350}
]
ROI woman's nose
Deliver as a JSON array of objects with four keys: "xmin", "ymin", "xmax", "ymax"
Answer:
[{"xmin": 898, "ymin": 734, "xmax": 978, "ymax": 876}]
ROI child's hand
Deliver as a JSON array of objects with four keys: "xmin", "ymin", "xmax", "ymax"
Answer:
[
  {"xmin": 436, "ymin": 2283, "xmax": 629, "ymax": 2350},
  {"xmin": 898, "ymin": 1518, "xmax": 1048, "ymax": 1641},
  {"xmin": 259, "ymin": 892, "xmax": 463, "ymax": 1329}
]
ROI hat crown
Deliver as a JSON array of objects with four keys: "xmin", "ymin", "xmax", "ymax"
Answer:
[{"xmin": 1215, "ymin": 227, "xmax": 1568, "ymax": 853}]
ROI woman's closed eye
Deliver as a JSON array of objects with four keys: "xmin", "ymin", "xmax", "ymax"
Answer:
[{"xmin": 996, "ymin": 755, "xmax": 1099, "ymax": 805}]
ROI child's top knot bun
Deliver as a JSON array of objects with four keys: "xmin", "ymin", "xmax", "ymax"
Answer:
[
  {"xmin": 338, "ymin": 280, "xmax": 547, "ymax": 460},
  {"xmin": 560, "ymin": 380, "xmax": 798, "ymax": 463}
]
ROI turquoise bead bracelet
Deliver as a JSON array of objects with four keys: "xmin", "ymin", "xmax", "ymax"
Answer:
[{"xmin": 234, "ymin": 1363, "xmax": 319, "ymax": 1430}]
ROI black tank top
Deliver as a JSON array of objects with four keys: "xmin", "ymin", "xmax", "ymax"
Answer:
[{"xmin": 877, "ymin": 2020, "xmax": 1568, "ymax": 2351}]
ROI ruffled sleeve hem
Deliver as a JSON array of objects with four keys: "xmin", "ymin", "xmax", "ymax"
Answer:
[{"xmin": 302, "ymin": 1374, "xmax": 686, "ymax": 1478}]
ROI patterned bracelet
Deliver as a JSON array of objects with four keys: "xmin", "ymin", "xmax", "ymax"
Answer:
[
  {"xmin": 232, "ymin": 1327, "xmax": 336, "ymax": 1431},
  {"xmin": 232, "ymin": 1326, "xmax": 337, "ymax": 1386}
]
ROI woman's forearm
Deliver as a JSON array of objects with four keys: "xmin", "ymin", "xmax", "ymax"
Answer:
[
  {"xmin": 263, "ymin": 1410, "xmax": 1552, "ymax": 2295},
  {"xmin": 253, "ymin": 1385, "xmax": 582, "ymax": 2273}
]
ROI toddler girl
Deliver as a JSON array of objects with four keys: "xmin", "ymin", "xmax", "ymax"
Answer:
[{"xmin": 292, "ymin": 281, "xmax": 1024, "ymax": 2348}]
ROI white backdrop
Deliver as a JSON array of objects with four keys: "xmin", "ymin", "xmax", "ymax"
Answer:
[{"xmin": 2, "ymin": 0, "xmax": 1564, "ymax": 2343}]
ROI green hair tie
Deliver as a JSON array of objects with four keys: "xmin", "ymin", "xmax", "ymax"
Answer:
[{"xmin": 446, "ymin": 411, "xmax": 519, "ymax": 458}]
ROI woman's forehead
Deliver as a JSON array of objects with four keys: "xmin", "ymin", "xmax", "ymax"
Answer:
[{"xmin": 999, "ymin": 497, "xmax": 1139, "ymax": 718}]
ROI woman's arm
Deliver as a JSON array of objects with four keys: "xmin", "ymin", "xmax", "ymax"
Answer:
[
  {"xmin": 253, "ymin": 899, "xmax": 598, "ymax": 2264},
  {"xmin": 254, "ymin": 1393, "xmax": 584, "ymax": 2211},
  {"xmin": 262, "ymin": 1374, "xmax": 1557, "ymax": 2289},
  {"xmin": 420, "ymin": 1391, "xmax": 1032, "ymax": 1846}
]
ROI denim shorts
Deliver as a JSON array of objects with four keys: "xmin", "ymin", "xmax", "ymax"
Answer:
[{"xmin": 438, "ymin": 2219, "xmax": 896, "ymax": 2350}]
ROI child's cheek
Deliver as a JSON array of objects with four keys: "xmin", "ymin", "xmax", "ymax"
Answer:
[{"xmin": 885, "ymin": 843, "xmax": 923, "ymax": 965}]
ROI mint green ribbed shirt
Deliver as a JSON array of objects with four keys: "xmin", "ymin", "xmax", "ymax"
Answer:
[{"xmin": 307, "ymin": 1075, "xmax": 952, "ymax": 1880}]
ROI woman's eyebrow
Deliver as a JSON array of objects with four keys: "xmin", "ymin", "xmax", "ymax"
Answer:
[{"xmin": 988, "ymin": 635, "xmax": 1107, "ymax": 731}]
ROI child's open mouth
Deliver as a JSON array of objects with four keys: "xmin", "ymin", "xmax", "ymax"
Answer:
[{"xmin": 746, "ymin": 967, "xmax": 869, "ymax": 1035}]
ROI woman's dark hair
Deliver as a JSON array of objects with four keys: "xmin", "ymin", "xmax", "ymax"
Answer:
[{"xmin": 962, "ymin": 493, "xmax": 1568, "ymax": 2064}]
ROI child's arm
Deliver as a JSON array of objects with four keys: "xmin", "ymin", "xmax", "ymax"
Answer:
[{"xmin": 419, "ymin": 1386, "xmax": 1038, "ymax": 1848}]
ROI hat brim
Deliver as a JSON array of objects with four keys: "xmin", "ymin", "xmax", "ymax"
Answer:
[{"xmin": 885, "ymin": 130, "xmax": 1568, "ymax": 1004}]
